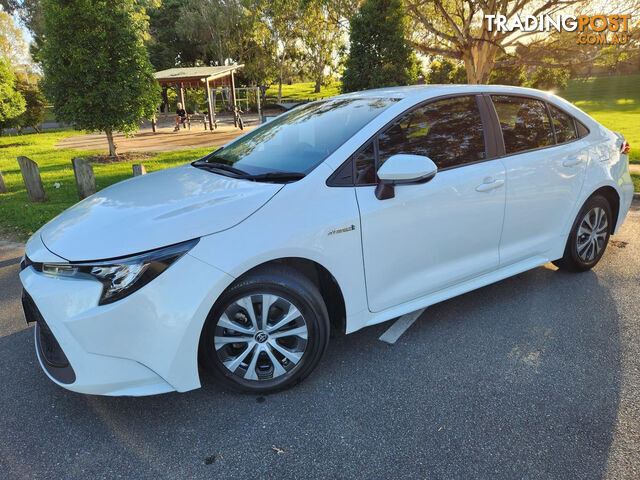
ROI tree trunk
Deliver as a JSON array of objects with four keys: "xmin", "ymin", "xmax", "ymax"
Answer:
[
  {"xmin": 105, "ymin": 129, "xmax": 117, "ymax": 157},
  {"xmin": 277, "ymin": 59, "xmax": 284, "ymax": 103},
  {"xmin": 161, "ymin": 87, "xmax": 169, "ymax": 113},
  {"xmin": 314, "ymin": 74, "xmax": 322, "ymax": 93},
  {"xmin": 464, "ymin": 41, "xmax": 498, "ymax": 84}
]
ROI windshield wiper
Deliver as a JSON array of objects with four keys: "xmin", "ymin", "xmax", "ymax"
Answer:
[
  {"xmin": 193, "ymin": 160, "xmax": 303, "ymax": 183},
  {"xmin": 192, "ymin": 160, "xmax": 248, "ymax": 177},
  {"xmin": 242, "ymin": 172, "xmax": 305, "ymax": 183}
]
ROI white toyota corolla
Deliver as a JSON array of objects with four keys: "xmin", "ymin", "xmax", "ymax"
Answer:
[{"xmin": 20, "ymin": 85, "xmax": 633, "ymax": 396}]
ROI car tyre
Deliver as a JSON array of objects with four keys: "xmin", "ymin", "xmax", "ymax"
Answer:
[
  {"xmin": 553, "ymin": 194, "xmax": 612, "ymax": 272},
  {"xmin": 199, "ymin": 265, "xmax": 330, "ymax": 393}
]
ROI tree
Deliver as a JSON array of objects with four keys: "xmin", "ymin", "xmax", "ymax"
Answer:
[
  {"xmin": 406, "ymin": 0, "xmax": 595, "ymax": 84},
  {"xmin": 16, "ymin": 83, "xmax": 46, "ymax": 132},
  {"xmin": 530, "ymin": 64, "xmax": 570, "ymax": 90},
  {"xmin": 489, "ymin": 55, "xmax": 527, "ymax": 86},
  {"xmin": 262, "ymin": 0, "xmax": 305, "ymax": 102},
  {"xmin": 177, "ymin": 0, "xmax": 251, "ymax": 67},
  {"xmin": 341, "ymin": 0, "xmax": 419, "ymax": 92},
  {"xmin": 40, "ymin": 0, "xmax": 160, "ymax": 156},
  {"xmin": 300, "ymin": 2, "xmax": 344, "ymax": 93},
  {"xmin": 174, "ymin": 0, "xmax": 279, "ymax": 97},
  {"xmin": 0, "ymin": 56, "xmax": 26, "ymax": 134},
  {"xmin": 426, "ymin": 58, "xmax": 466, "ymax": 84},
  {"xmin": 148, "ymin": 0, "xmax": 201, "ymax": 70},
  {"xmin": 0, "ymin": 9, "xmax": 27, "ymax": 65}
]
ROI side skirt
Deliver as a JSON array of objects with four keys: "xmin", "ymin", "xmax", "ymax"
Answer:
[{"xmin": 363, "ymin": 255, "xmax": 550, "ymax": 329}]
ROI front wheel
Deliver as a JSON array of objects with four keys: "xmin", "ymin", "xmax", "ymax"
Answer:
[
  {"xmin": 199, "ymin": 266, "xmax": 329, "ymax": 393},
  {"xmin": 553, "ymin": 194, "xmax": 612, "ymax": 272}
]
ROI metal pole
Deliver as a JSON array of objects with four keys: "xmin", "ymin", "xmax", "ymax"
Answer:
[
  {"xmin": 256, "ymin": 86, "xmax": 262, "ymax": 123},
  {"xmin": 212, "ymin": 89, "xmax": 217, "ymax": 129},
  {"xmin": 205, "ymin": 78, "xmax": 214, "ymax": 132},
  {"xmin": 230, "ymin": 71, "xmax": 238, "ymax": 127}
]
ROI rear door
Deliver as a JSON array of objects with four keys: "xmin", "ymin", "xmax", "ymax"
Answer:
[
  {"xmin": 355, "ymin": 95, "xmax": 506, "ymax": 312},
  {"xmin": 488, "ymin": 95, "xmax": 589, "ymax": 265}
]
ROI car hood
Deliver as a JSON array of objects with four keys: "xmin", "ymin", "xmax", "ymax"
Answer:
[{"xmin": 40, "ymin": 163, "xmax": 283, "ymax": 261}]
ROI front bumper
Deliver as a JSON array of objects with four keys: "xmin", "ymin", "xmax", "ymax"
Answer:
[{"xmin": 19, "ymin": 250, "xmax": 234, "ymax": 396}]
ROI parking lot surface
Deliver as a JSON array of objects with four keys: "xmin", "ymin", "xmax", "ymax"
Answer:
[{"xmin": 1, "ymin": 200, "xmax": 639, "ymax": 479}]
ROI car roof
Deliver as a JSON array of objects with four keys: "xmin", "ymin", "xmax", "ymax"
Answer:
[{"xmin": 336, "ymin": 84, "xmax": 557, "ymax": 101}]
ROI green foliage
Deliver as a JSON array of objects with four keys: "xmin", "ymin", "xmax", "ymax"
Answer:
[
  {"xmin": 341, "ymin": 0, "xmax": 419, "ymax": 92},
  {"xmin": 449, "ymin": 64, "xmax": 467, "ymax": 84},
  {"xmin": 0, "ymin": 57, "xmax": 26, "ymax": 133},
  {"xmin": 489, "ymin": 65, "xmax": 527, "ymax": 86},
  {"xmin": 16, "ymin": 83, "xmax": 46, "ymax": 131},
  {"xmin": 530, "ymin": 65, "xmax": 570, "ymax": 91},
  {"xmin": 426, "ymin": 58, "xmax": 466, "ymax": 84},
  {"xmin": 148, "ymin": 0, "xmax": 199, "ymax": 69},
  {"xmin": 300, "ymin": 1, "xmax": 343, "ymax": 93},
  {"xmin": 0, "ymin": 10, "xmax": 28, "ymax": 65},
  {"xmin": 40, "ymin": 0, "xmax": 160, "ymax": 142}
]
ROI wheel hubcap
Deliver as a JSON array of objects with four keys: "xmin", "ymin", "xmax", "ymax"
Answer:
[
  {"xmin": 214, "ymin": 294, "xmax": 308, "ymax": 381},
  {"xmin": 576, "ymin": 206, "xmax": 608, "ymax": 262}
]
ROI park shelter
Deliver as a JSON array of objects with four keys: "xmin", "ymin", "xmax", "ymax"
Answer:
[{"xmin": 154, "ymin": 65, "xmax": 245, "ymax": 129}]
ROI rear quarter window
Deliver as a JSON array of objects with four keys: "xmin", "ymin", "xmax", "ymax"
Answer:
[{"xmin": 548, "ymin": 104, "xmax": 578, "ymax": 143}]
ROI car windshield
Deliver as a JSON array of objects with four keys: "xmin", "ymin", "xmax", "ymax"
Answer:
[{"xmin": 203, "ymin": 97, "xmax": 398, "ymax": 176}]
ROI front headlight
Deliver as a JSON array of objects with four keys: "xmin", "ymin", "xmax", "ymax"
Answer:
[{"xmin": 41, "ymin": 238, "xmax": 199, "ymax": 305}]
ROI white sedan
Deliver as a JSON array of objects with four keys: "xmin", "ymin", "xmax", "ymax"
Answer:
[{"xmin": 20, "ymin": 85, "xmax": 633, "ymax": 395}]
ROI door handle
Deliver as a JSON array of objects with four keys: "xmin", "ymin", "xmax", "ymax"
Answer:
[
  {"xmin": 562, "ymin": 157, "xmax": 584, "ymax": 167},
  {"xmin": 475, "ymin": 179, "xmax": 504, "ymax": 192}
]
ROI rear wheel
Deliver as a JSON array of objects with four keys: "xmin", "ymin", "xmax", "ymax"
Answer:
[
  {"xmin": 553, "ymin": 195, "xmax": 612, "ymax": 272},
  {"xmin": 200, "ymin": 266, "xmax": 329, "ymax": 393}
]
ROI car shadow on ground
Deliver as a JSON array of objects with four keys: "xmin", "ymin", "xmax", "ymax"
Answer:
[{"xmin": 0, "ymin": 264, "xmax": 622, "ymax": 479}]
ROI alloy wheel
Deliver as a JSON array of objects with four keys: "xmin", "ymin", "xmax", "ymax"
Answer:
[
  {"xmin": 576, "ymin": 206, "xmax": 608, "ymax": 262},
  {"xmin": 214, "ymin": 294, "xmax": 308, "ymax": 381}
]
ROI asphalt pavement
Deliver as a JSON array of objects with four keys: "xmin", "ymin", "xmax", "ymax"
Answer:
[{"xmin": 0, "ymin": 201, "xmax": 639, "ymax": 480}]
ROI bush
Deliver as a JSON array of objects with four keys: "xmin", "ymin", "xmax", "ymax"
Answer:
[
  {"xmin": 530, "ymin": 65, "xmax": 570, "ymax": 91},
  {"xmin": 17, "ymin": 83, "xmax": 46, "ymax": 132},
  {"xmin": 0, "ymin": 57, "xmax": 26, "ymax": 134},
  {"xmin": 426, "ymin": 58, "xmax": 466, "ymax": 84},
  {"xmin": 489, "ymin": 65, "xmax": 527, "ymax": 86}
]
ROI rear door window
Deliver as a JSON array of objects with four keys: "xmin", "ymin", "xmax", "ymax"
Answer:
[{"xmin": 491, "ymin": 95, "xmax": 554, "ymax": 154}]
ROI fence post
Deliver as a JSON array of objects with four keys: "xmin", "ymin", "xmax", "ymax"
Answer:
[
  {"xmin": 17, "ymin": 156, "xmax": 46, "ymax": 202},
  {"xmin": 71, "ymin": 157, "xmax": 96, "ymax": 199},
  {"xmin": 0, "ymin": 171, "xmax": 6, "ymax": 194},
  {"xmin": 132, "ymin": 164, "xmax": 147, "ymax": 176}
]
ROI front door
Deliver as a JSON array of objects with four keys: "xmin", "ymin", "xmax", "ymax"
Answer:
[{"xmin": 356, "ymin": 95, "xmax": 506, "ymax": 313}]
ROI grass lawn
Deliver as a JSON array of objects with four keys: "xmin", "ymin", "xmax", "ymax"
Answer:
[
  {"xmin": 559, "ymin": 74, "xmax": 640, "ymax": 165},
  {"xmin": 0, "ymin": 131, "xmax": 211, "ymax": 240},
  {"xmin": 265, "ymin": 82, "xmax": 341, "ymax": 101}
]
